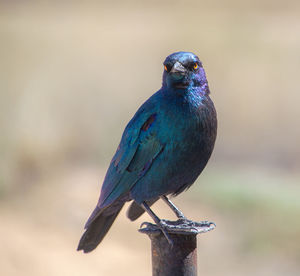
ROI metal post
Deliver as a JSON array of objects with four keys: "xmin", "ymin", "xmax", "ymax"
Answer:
[{"xmin": 139, "ymin": 219, "xmax": 215, "ymax": 276}]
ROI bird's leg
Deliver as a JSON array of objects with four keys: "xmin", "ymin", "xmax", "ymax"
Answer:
[
  {"xmin": 161, "ymin": 195, "xmax": 186, "ymax": 219},
  {"xmin": 141, "ymin": 201, "xmax": 174, "ymax": 246}
]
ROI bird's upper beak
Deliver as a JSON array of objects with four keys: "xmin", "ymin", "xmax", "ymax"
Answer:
[{"xmin": 170, "ymin": 61, "xmax": 186, "ymax": 75}]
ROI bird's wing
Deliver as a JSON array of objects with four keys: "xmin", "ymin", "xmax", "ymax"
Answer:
[{"xmin": 97, "ymin": 103, "xmax": 164, "ymax": 210}]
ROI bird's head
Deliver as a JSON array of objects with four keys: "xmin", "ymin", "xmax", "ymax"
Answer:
[{"xmin": 162, "ymin": 52, "xmax": 209, "ymax": 94}]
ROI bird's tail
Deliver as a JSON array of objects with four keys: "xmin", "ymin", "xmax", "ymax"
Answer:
[
  {"xmin": 126, "ymin": 198, "xmax": 158, "ymax": 221},
  {"xmin": 77, "ymin": 204, "xmax": 124, "ymax": 253}
]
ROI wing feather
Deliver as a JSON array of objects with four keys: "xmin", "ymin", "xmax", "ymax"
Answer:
[{"xmin": 97, "ymin": 101, "xmax": 163, "ymax": 210}]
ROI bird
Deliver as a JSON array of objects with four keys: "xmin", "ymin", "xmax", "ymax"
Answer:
[{"xmin": 77, "ymin": 51, "xmax": 217, "ymax": 253}]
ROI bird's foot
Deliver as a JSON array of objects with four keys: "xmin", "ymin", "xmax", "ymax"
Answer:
[
  {"xmin": 140, "ymin": 221, "xmax": 155, "ymax": 230},
  {"xmin": 158, "ymin": 220, "xmax": 174, "ymax": 247},
  {"xmin": 173, "ymin": 219, "xmax": 216, "ymax": 233},
  {"xmin": 139, "ymin": 219, "xmax": 216, "ymax": 236},
  {"xmin": 140, "ymin": 220, "xmax": 174, "ymax": 247}
]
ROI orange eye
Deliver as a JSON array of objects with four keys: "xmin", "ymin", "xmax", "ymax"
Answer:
[
  {"xmin": 164, "ymin": 65, "xmax": 168, "ymax": 71},
  {"xmin": 193, "ymin": 63, "xmax": 198, "ymax": 70}
]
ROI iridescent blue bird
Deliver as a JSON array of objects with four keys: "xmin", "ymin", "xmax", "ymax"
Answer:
[{"xmin": 77, "ymin": 52, "xmax": 217, "ymax": 253}]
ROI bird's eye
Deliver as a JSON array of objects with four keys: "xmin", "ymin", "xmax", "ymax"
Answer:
[
  {"xmin": 193, "ymin": 63, "xmax": 198, "ymax": 70},
  {"xmin": 164, "ymin": 64, "xmax": 172, "ymax": 72}
]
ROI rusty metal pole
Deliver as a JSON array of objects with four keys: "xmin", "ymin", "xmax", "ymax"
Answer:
[{"xmin": 139, "ymin": 219, "xmax": 215, "ymax": 276}]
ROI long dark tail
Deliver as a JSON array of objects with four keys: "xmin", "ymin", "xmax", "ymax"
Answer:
[
  {"xmin": 126, "ymin": 198, "xmax": 158, "ymax": 221},
  {"xmin": 77, "ymin": 204, "xmax": 124, "ymax": 253}
]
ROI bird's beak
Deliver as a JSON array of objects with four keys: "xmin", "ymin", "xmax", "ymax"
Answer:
[{"xmin": 170, "ymin": 62, "xmax": 186, "ymax": 74}]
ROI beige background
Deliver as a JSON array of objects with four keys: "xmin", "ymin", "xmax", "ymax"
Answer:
[{"xmin": 1, "ymin": 1, "xmax": 300, "ymax": 275}]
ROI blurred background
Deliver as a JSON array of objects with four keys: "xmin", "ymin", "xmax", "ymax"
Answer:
[{"xmin": 1, "ymin": 1, "xmax": 300, "ymax": 275}]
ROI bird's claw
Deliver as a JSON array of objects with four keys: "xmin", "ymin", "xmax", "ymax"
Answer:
[
  {"xmin": 209, "ymin": 221, "xmax": 216, "ymax": 227},
  {"xmin": 140, "ymin": 221, "xmax": 153, "ymax": 229},
  {"xmin": 140, "ymin": 220, "xmax": 174, "ymax": 247},
  {"xmin": 199, "ymin": 221, "xmax": 216, "ymax": 228},
  {"xmin": 158, "ymin": 220, "xmax": 174, "ymax": 247}
]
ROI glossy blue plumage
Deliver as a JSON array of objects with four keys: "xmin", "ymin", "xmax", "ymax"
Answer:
[{"xmin": 78, "ymin": 52, "xmax": 217, "ymax": 252}]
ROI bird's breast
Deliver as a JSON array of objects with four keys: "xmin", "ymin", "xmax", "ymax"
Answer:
[
  {"xmin": 158, "ymin": 95, "xmax": 216, "ymax": 144},
  {"xmin": 154, "ymin": 94, "xmax": 217, "ymax": 174}
]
